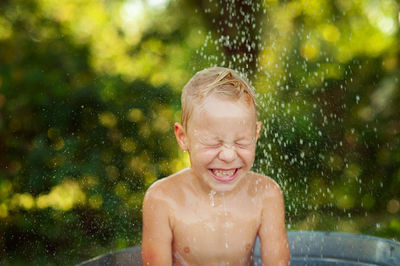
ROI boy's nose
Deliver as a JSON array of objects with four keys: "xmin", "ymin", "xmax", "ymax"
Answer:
[{"xmin": 218, "ymin": 144, "xmax": 237, "ymax": 162}]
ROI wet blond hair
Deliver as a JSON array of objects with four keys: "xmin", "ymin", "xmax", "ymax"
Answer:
[{"xmin": 181, "ymin": 67, "xmax": 257, "ymax": 129}]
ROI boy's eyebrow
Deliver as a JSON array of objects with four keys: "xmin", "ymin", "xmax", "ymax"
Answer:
[
  {"xmin": 196, "ymin": 134, "xmax": 219, "ymax": 141},
  {"xmin": 236, "ymin": 137, "xmax": 253, "ymax": 141},
  {"xmin": 202, "ymin": 137, "xmax": 222, "ymax": 143}
]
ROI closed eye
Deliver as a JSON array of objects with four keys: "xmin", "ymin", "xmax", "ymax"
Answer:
[
  {"xmin": 206, "ymin": 143, "xmax": 222, "ymax": 148},
  {"xmin": 235, "ymin": 138, "xmax": 255, "ymax": 148},
  {"xmin": 236, "ymin": 143, "xmax": 252, "ymax": 148},
  {"xmin": 201, "ymin": 141, "xmax": 222, "ymax": 148}
]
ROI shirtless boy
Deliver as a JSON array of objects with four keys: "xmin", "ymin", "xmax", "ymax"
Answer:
[{"xmin": 142, "ymin": 67, "xmax": 290, "ymax": 265}]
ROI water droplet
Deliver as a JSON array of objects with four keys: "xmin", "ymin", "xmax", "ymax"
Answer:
[{"xmin": 209, "ymin": 190, "xmax": 216, "ymax": 207}]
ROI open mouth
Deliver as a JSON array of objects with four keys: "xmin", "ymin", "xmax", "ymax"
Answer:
[{"xmin": 209, "ymin": 168, "xmax": 239, "ymax": 183}]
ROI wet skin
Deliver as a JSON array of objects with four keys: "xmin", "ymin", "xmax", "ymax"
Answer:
[
  {"xmin": 168, "ymin": 170, "xmax": 274, "ymax": 265},
  {"xmin": 141, "ymin": 95, "xmax": 290, "ymax": 265}
]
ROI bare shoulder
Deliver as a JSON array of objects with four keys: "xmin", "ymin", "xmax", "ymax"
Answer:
[
  {"xmin": 248, "ymin": 171, "xmax": 284, "ymax": 199},
  {"xmin": 144, "ymin": 168, "xmax": 189, "ymax": 202},
  {"xmin": 249, "ymin": 172, "xmax": 286, "ymax": 225}
]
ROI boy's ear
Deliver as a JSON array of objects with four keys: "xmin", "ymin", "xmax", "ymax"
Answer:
[
  {"xmin": 255, "ymin": 121, "xmax": 262, "ymax": 141},
  {"xmin": 174, "ymin": 122, "xmax": 188, "ymax": 151}
]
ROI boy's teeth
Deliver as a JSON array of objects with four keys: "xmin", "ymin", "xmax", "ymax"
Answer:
[{"xmin": 213, "ymin": 169, "xmax": 236, "ymax": 177}]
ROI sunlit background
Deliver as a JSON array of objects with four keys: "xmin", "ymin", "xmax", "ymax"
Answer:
[{"xmin": 1, "ymin": 0, "xmax": 399, "ymax": 264}]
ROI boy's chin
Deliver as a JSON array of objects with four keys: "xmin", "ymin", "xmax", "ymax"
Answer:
[{"xmin": 209, "ymin": 184, "xmax": 237, "ymax": 193}]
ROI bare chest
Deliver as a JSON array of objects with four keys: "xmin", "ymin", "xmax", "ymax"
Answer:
[{"xmin": 170, "ymin": 197, "xmax": 261, "ymax": 265}]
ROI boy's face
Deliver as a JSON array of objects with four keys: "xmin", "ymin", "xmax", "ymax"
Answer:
[{"xmin": 175, "ymin": 94, "xmax": 261, "ymax": 193}]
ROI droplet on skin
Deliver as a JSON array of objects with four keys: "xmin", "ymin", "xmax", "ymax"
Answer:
[
  {"xmin": 225, "ymin": 221, "xmax": 232, "ymax": 228},
  {"xmin": 209, "ymin": 190, "xmax": 216, "ymax": 207}
]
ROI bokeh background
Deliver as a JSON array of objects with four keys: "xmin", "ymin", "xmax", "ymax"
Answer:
[{"xmin": 1, "ymin": 0, "xmax": 400, "ymax": 265}]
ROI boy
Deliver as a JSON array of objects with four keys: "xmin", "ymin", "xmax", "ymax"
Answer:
[{"xmin": 142, "ymin": 67, "xmax": 290, "ymax": 265}]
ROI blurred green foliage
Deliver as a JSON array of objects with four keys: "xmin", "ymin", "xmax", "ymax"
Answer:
[{"xmin": 0, "ymin": 0, "xmax": 399, "ymax": 265}]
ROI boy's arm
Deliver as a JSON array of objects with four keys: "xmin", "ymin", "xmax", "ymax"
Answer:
[
  {"xmin": 259, "ymin": 180, "xmax": 290, "ymax": 266},
  {"xmin": 142, "ymin": 185, "xmax": 173, "ymax": 265}
]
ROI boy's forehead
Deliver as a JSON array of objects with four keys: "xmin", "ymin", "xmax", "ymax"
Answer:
[
  {"xmin": 187, "ymin": 96, "xmax": 257, "ymax": 129},
  {"xmin": 195, "ymin": 94, "xmax": 256, "ymax": 116}
]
